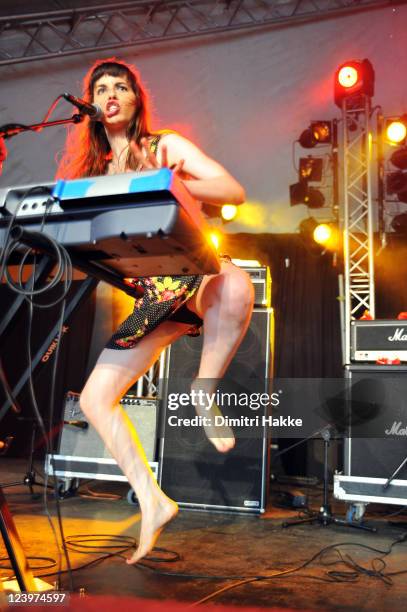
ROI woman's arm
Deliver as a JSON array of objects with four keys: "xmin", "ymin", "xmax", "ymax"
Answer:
[
  {"xmin": 158, "ymin": 133, "xmax": 245, "ymax": 206},
  {"xmin": 131, "ymin": 133, "xmax": 245, "ymax": 206}
]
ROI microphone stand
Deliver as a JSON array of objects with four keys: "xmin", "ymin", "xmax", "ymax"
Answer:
[
  {"xmin": 0, "ymin": 418, "xmax": 55, "ymax": 498},
  {"xmin": 0, "ymin": 113, "xmax": 84, "ymax": 141},
  {"xmin": 383, "ymin": 456, "xmax": 407, "ymax": 490},
  {"xmin": 0, "ymin": 108, "xmax": 87, "ymax": 496},
  {"xmin": 282, "ymin": 427, "xmax": 376, "ymax": 532}
]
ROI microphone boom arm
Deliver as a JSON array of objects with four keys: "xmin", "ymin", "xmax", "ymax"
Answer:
[{"xmin": 0, "ymin": 113, "xmax": 84, "ymax": 140}]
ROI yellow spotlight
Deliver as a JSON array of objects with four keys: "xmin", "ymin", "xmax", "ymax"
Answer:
[
  {"xmin": 209, "ymin": 232, "xmax": 220, "ymax": 250},
  {"xmin": 221, "ymin": 204, "xmax": 238, "ymax": 222},
  {"xmin": 313, "ymin": 223, "xmax": 332, "ymax": 245},
  {"xmin": 386, "ymin": 120, "xmax": 407, "ymax": 145}
]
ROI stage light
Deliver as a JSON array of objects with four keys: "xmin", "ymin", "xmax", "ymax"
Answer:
[
  {"xmin": 289, "ymin": 181, "xmax": 308, "ymax": 206},
  {"xmin": 299, "ymin": 121, "xmax": 332, "ymax": 148},
  {"xmin": 313, "ymin": 223, "xmax": 332, "ymax": 245},
  {"xmin": 290, "ymin": 182, "xmax": 325, "ymax": 208},
  {"xmin": 390, "ymin": 147, "xmax": 407, "ymax": 170},
  {"xmin": 334, "ymin": 59, "xmax": 374, "ymax": 107},
  {"xmin": 338, "ymin": 65, "xmax": 359, "ymax": 88},
  {"xmin": 300, "ymin": 218, "xmax": 339, "ymax": 252},
  {"xmin": 202, "ymin": 203, "xmax": 237, "ymax": 224},
  {"xmin": 299, "ymin": 217, "xmax": 322, "ymax": 253},
  {"xmin": 299, "ymin": 157, "xmax": 323, "ymax": 182},
  {"xmin": 221, "ymin": 204, "xmax": 237, "ymax": 222},
  {"xmin": 386, "ymin": 171, "xmax": 407, "ymax": 194},
  {"xmin": 386, "ymin": 117, "xmax": 407, "ymax": 145},
  {"xmin": 306, "ymin": 187, "xmax": 325, "ymax": 209}
]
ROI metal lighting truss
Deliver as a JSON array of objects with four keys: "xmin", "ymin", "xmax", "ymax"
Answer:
[
  {"xmin": 0, "ymin": 0, "xmax": 403, "ymax": 67},
  {"xmin": 342, "ymin": 95, "xmax": 375, "ymax": 364},
  {"xmin": 134, "ymin": 351, "xmax": 167, "ymax": 397}
]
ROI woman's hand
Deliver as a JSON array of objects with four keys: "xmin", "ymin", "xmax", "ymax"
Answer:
[{"xmin": 130, "ymin": 137, "xmax": 185, "ymax": 175}]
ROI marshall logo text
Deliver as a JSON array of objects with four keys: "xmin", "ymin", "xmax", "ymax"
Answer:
[
  {"xmin": 385, "ymin": 421, "xmax": 407, "ymax": 436},
  {"xmin": 388, "ymin": 328, "xmax": 407, "ymax": 342}
]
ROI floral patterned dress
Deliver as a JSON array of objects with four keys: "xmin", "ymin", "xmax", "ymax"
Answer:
[{"xmin": 106, "ymin": 274, "xmax": 203, "ymax": 350}]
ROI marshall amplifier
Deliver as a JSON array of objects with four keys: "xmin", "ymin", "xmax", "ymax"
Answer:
[
  {"xmin": 334, "ymin": 365, "xmax": 407, "ymax": 507},
  {"xmin": 350, "ymin": 320, "xmax": 407, "ymax": 362}
]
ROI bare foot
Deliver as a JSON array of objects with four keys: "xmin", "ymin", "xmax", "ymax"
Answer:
[
  {"xmin": 191, "ymin": 381, "xmax": 235, "ymax": 453},
  {"xmin": 126, "ymin": 491, "xmax": 178, "ymax": 565}
]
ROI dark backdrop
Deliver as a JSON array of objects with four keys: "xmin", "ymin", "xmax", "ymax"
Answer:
[{"xmin": 0, "ymin": 281, "xmax": 95, "ymax": 459}]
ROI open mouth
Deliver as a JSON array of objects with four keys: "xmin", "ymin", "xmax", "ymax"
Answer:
[{"xmin": 106, "ymin": 100, "xmax": 120, "ymax": 118}]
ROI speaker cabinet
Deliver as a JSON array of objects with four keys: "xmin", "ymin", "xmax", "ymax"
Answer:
[
  {"xmin": 46, "ymin": 392, "xmax": 158, "ymax": 483},
  {"xmin": 159, "ymin": 308, "xmax": 274, "ymax": 513},
  {"xmin": 334, "ymin": 365, "xmax": 407, "ymax": 506}
]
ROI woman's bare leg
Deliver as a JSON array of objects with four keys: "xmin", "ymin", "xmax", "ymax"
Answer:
[
  {"xmin": 187, "ymin": 262, "xmax": 254, "ymax": 452},
  {"xmin": 79, "ymin": 320, "xmax": 190, "ymax": 565}
]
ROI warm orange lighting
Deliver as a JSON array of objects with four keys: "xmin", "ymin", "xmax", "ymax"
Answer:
[
  {"xmin": 221, "ymin": 204, "xmax": 237, "ymax": 221},
  {"xmin": 210, "ymin": 232, "xmax": 220, "ymax": 250},
  {"xmin": 313, "ymin": 223, "xmax": 332, "ymax": 245},
  {"xmin": 338, "ymin": 65, "xmax": 359, "ymax": 88},
  {"xmin": 386, "ymin": 120, "xmax": 407, "ymax": 145}
]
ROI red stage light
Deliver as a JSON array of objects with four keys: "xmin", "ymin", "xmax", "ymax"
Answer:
[
  {"xmin": 334, "ymin": 59, "xmax": 374, "ymax": 108},
  {"xmin": 338, "ymin": 65, "xmax": 359, "ymax": 88}
]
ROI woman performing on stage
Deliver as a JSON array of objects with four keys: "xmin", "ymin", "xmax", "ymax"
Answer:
[{"xmin": 57, "ymin": 58, "xmax": 254, "ymax": 564}]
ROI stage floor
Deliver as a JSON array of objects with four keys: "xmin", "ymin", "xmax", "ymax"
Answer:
[{"xmin": 1, "ymin": 459, "xmax": 406, "ymax": 611}]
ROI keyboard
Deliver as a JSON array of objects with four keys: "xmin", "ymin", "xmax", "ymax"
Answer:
[{"xmin": 0, "ymin": 169, "xmax": 220, "ymax": 277}]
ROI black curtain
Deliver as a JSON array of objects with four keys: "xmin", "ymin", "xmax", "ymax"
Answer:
[
  {"xmin": 224, "ymin": 233, "xmax": 343, "ymax": 378},
  {"xmin": 375, "ymin": 234, "xmax": 407, "ymax": 318},
  {"xmin": 223, "ymin": 233, "xmax": 343, "ymax": 477}
]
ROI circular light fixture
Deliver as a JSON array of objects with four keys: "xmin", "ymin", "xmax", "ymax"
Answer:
[
  {"xmin": 313, "ymin": 223, "xmax": 332, "ymax": 245},
  {"xmin": 221, "ymin": 204, "xmax": 238, "ymax": 222},
  {"xmin": 299, "ymin": 121, "xmax": 331, "ymax": 148},
  {"xmin": 334, "ymin": 59, "xmax": 374, "ymax": 108},
  {"xmin": 338, "ymin": 65, "xmax": 359, "ymax": 88},
  {"xmin": 299, "ymin": 128, "xmax": 316, "ymax": 148},
  {"xmin": 386, "ymin": 120, "xmax": 407, "ymax": 145}
]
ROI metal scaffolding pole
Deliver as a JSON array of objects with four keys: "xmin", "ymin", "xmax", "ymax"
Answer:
[
  {"xmin": 342, "ymin": 94, "xmax": 376, "ymax": 364},
  {"xmin": 135, "ymin": 350, "xmax": 167, "ymax": 398}
]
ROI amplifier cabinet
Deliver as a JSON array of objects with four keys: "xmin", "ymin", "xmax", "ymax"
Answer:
[
  {"xmin": 238, "ymin": 265, "xmax": 271, "ymax": 308},
  {"xmin": 334, "ymin": 365, "xmax": 407, "ymax": 506},
  {"xmin": 46, "ymin": 455, "xmax": 158, "ymax": 483},
  {"xmin": 159, "ymin": 308, "xmax": 274, "ymax": 513},
  {"xmin": 350, "ymin": 320, "xmax": 407, "ymax": 362},
  {"xmin": 45, "ymin": 392, "xmax": 158, "ymax": 482}
]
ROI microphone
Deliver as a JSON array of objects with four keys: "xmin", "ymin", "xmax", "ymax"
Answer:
[
  {"xmin": 62, "ymin": 93, "xmax": 102, "ymax": 120},
  {"xmin": 64, "ymin": 420, "xmax": 89, "ymax": 430}
]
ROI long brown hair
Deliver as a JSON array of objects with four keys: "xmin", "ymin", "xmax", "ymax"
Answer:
[{"xmin": 56, "ymin": 58, "xmax": 153, "ymax": 179}]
